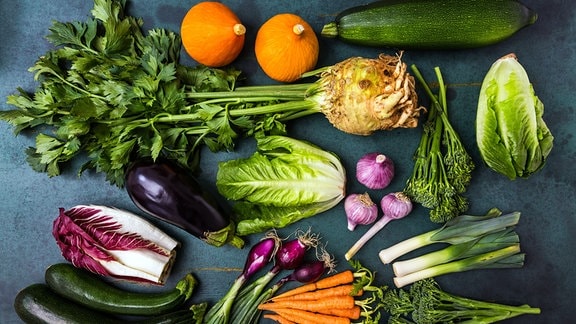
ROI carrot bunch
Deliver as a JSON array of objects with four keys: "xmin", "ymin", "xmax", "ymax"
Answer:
[{"xmin": 258, "ymin": 261, "xmax": 385, "ymax": 324}]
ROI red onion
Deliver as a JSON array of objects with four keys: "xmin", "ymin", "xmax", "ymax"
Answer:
[
  {"xmin": 344, "ymin": 193, "xmax": 379, "ymax": 231},
  {"xmin": 356, "ymin": 152, "xmax": 395, "ymax": 189},
  {"xmin": 275, "ymin": 230, "xmax": 319, "ymax": 270}
]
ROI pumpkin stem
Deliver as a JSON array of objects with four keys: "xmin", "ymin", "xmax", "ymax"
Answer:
[
  {"xmin": 233, "ymin": 23, "xmax": 246, "ymax": 36},
  {"xmin": 292, "ymin": 24, "xmax": 306, "ymax": 36}
]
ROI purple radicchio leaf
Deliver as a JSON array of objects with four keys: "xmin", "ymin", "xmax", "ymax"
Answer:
[{"xmin": 53, "ymin": 205, "xmax": 179, "ymax": 284}]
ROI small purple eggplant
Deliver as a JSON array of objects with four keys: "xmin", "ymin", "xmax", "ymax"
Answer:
[{"xmin": 125, "ymin": 159, "xmax": 244, "ymax": 248}]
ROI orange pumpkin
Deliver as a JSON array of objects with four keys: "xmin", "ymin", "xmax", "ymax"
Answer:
[
  {"xmin": 180, "ymin": 2, "xmax": 246, "ymax": 67},
  {"xmin": 255, "ymin": 13, "xmax": 319, "ymax": 83}
]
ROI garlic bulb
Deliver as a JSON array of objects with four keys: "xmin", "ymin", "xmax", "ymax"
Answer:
[
  {"xmin": 356, "ymin": 152, "xmax": 395, "ymax": 189},
  {"xmin": 344, "ymin": 193, "xmax": 379, "ymax": 231}
]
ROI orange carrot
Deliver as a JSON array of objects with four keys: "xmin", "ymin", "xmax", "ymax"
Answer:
[
  {"xmin": 259, "ymin": 295, "xmax": 356, "ymax": 312},
  {"xmin": 321, "ymin": 305, "xmax": 362, "ymax": 320},
  {"xmin": 271, "ymin": 284, "xmax": 363, "ymax": 302},
  {"xmin": 272, "ymin": 270, "xmax": 355, "ymax": 300},
  {"xmin": 263, "ymin": 313, "xmax": 297, "ymax": 324},
  {"xmin": 270, "ymin": 308, "xmax": 351, "ymax": 324}
]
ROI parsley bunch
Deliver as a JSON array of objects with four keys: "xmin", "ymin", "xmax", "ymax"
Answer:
[{"xmin": 1, "ymin": 0, "xmax": 250, "ymax": 186}]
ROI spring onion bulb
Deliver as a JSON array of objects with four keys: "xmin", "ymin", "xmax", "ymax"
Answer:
[{"xmin": 204, "ymin": 236, "xmax": 280, "ymax": 324}]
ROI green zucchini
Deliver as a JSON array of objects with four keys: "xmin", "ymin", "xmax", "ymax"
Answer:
[
  {"xmin": 321, "ymin": 0, "xmax": 538, "ymax": 49},
  {"xmin": 14, "ymin": 283, "xmax": 123, "ymax": 324},
  {"xmin": 14, "ymin": 283, "xmax": 201, "ymax": 324},
  {"xmin": 44, "ymin": 263, "xmax": 197, "ymax": 316}
]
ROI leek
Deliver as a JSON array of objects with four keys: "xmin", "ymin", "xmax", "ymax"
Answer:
[{"xmin": 378, "ymin": 209, "xmax": 525, "ymax": 288}]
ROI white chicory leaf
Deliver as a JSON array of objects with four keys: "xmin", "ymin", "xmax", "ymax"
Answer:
[{"xmin": 53, "ymin": 205, "xmax": 179, "ymax": 284}]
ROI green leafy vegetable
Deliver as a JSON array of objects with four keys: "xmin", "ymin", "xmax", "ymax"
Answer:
[
  {"xmin": 0, "ymin": 0, "xmax": 241, "ymax": 186},
  {"xmin": 383, "ymin": 278, "xmax": 540, "ymax": 323},
  {"xmin": 404, "ymin": 65, "xmax": 475, "ymax": 223},
  {"xmin": 476, "ymin": 53, "xmax": 554, "ymax": 180},
  {"xmin": 216, "ymin": 136, "xmax": 346, "ymax": 235},
  {"xmin": 2, "ymin": 12, "xmax": 422, "ymax": 187},
  {"xmin": 379, "ymin": 208, "xmax": 525, "ymax": 287}
]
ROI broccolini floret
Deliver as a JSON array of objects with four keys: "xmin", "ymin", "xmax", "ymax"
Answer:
[{"xmin": 383, "ymin": 278, "xmax": 541, "ymax": 324}]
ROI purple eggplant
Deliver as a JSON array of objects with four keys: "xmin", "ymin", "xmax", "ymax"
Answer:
[{"xmin": 125, "ymin": 159, "xmax": 244, "ymax": 248}]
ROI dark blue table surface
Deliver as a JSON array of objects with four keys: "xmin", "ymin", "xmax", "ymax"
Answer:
[{"xmin": 1, "ymin": 1, "xmax": 574, "ymax": 323}]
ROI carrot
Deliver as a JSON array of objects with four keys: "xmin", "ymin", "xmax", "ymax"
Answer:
[
  {"xmin": 269, "ymin": 308, "xmax": 351, "ymax": 324},
  {"xmin": 322, "ymin": 305, "xmax": 362, "ymax": 320},
  {"xmin": 271, "ymin": 284, "xmax": 363, "ymax": 302},
  {"xmin": 259, "ymin": 295, "xmax": 356, "ymax": 312},
  {"xmin": 272, "ymin": 270, "xmax": 355, "ymax": 300},
  {"xmin": 263, "ymin": 313, "xmax": 297, "ymax": 324}
]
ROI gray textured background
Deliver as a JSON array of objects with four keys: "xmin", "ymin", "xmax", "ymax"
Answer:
[{"xmin": 1, "ymin": 0, "xmax": 574, "ymax": 323}]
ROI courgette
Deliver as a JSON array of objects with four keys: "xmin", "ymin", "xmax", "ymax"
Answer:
[
  {"xmin": 44, "ymin": 263, "xmax": 197, "ymax": 316},
  {"xmin": 14, "ymin": 283, "xmax": 202, "ymax": 324},
  {"xmin": 14, "ymin": 283, "xmax": 123, "ymax": 324},
  {"xmin": 321, "ymin": 0, "xmax": 538, "ymax": 50}
]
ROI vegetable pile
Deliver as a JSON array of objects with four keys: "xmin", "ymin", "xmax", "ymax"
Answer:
[
  {"xmin": 258, "ymin": 261, "xmax": 385, "ymax": 324},
  {"xmin": 203, "ymin": 230, "xmax": 335, "ymax": 324},
  {"xmin": 2, "ymin": 0, "xmax": 554, "ymax": 323},
  {"xmin": 0, "ymin": 0, "xmax": 422, "ymax": 187},
  {"xmin": 379, "ymin": 208, "xmax": 525, "ymax": 288}
]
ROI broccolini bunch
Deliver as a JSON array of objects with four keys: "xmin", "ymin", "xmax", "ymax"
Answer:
[{"xmin": 404, "ymin": 66, "xmax": 474, "ymax": 223}]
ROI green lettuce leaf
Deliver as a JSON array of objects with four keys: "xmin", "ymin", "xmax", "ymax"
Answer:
[
  {"xmin": 216, "ymin": 136, "xmax": 346, "ymax": 235},
  {"xmin": 476, "ymin": 54, "xmax": 554, "ymax": 180}
]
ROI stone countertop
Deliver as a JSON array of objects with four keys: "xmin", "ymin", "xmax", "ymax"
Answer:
[{"xmin": 1, "ymin": 0, "xmax": 574, "ymax": 323}]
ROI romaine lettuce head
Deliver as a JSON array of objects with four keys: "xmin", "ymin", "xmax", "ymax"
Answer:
[{"xmin": 476, "ymin": 53, "xmax": 553, "ymax": 180}]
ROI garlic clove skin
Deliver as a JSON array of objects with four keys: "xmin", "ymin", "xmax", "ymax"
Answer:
[
  {"xmin": 356, "ymin": 152, "xmax": 395, "ymax": 190},
  {"xmin": 345, "ymin": 193, "xmax": 379, "ymax": 231}
]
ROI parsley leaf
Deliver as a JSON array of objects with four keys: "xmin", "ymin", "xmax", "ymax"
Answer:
[{"xmin": 1, "ymin": 0, "xmax": 318, "ymax": 187}]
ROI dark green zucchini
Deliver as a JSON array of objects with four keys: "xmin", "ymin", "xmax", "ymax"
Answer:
[
  {"xmin": 14, "ymin": 283, "xmax": 201, "ymax": 324},
  {"xmin": 44, "ymin": 263, "xmax": 197, "ymax": 316},
  {"xmin": 14, "ymin": 283, "xmax": 123, "ymax": 324},
  {"xmin": 321, "ymin": 0, "xmax": 538, "ymax": 49}
]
